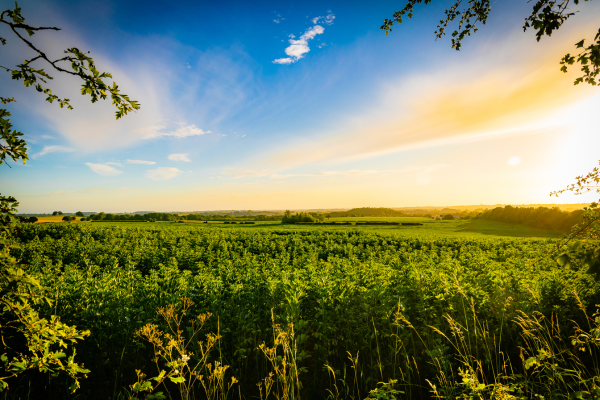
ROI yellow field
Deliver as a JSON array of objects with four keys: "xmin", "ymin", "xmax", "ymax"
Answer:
[{"xmin": 34, "ymin": 216, "xmax": 88, "ymax": 223}]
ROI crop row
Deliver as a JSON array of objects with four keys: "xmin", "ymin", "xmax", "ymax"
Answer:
[{"xmin": 7, "ymin": 224, "xmax": 600, "ymax": 399}]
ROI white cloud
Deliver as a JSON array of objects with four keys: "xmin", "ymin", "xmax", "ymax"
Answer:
[
  {"xmin": 105, "ymin": 162, "xmax": 123, "ymax": 166},
  {"xmin": 41, "ymin": 134, "xmax": 54, "ymax": 139},
  {"xmin": 311, "ymin": 12, "xmax": 335, "ymax": 25},
  {"xmin": 302, "ymin": 25, "xmax": 325, "ymax": 40},
  {"xmin": 273, "ymin": 25, "xmax": 325, "ymax": 64},
  {"xmin": 126, "ymin": 159, "xmax": 156, "ymax": 165},
  {"xmin": 145, "ymin": 167, "xmax": 183, "ymax": 180},
  {"xmin": 85, "ymin": 162, "xmax": 123, "ymax": 177},
  {"xmin": 273, "ymin": 57, "xmax": 295, "ymax": 65},
  {"xmin": 32, "ymin": 145, "xmax": 76, "ymax": 159},
  {"xmin": 21, "ymin": 27, "xmax": 257, "ymax": 152},
  {"xmin": 136, "ymin": 123, "xmax": 209, "ymax": 139},
  {"xmin": 168, "ymin": 153, "xmax": 191, "ymax": 162}
]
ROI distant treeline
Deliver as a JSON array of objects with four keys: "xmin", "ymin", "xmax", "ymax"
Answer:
[
  {"xmin": 90, "ymin": 212, "xmax": 180, "ymax": 222},
  {"xmin": 89, "ymin": 212, "xmax": 282, "ymax": 222},
  {"xmin": 327, "ymin": 207, "xmax": 482, "ymax": 219},
  {"xmin": 282, "ymin": 211, "xmax": 326, "ymax": 224},
  {"xmin": 328, "ymin": 207, "xmax": 407, "ymax": 218},
  {"xmin": 478, "ymin": 205, "xmax": 584, "ymax": 232},
  {"xmin": 184, "ymin": 214, "xmax": 281, "ymax": 221}
]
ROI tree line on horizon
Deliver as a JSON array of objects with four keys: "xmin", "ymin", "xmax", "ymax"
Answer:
[
  {"xmin": 478, "ymin": 205, "xmax": 585, "ymax": 233},
  {"xmin": 86, "ymin": 212, "xmax": 284, "ymax": 222}
]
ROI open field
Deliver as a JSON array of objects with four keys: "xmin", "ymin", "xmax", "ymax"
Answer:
[
  {"xmin": 34, "ymin": 215, "xmax": 86, "ymax": 223},
  {"xmin": 7, "ymin": 221, "xmax": 597, "ymax": 399},
  {"xmin": 86, "ymin": 217, "xmax": 563, "ymax": 239}
]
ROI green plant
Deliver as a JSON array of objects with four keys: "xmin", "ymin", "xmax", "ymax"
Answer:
[
  {"xmin": 130, "ymin": 297, "xmax": 237, "ymax": 400},
  {"xmin": 259, "ymin": 310, "xmax": 303, "ymax": 400},
  {"xmin": 364, "ymin": 379, "xmax": 403, "ymax": 400}
]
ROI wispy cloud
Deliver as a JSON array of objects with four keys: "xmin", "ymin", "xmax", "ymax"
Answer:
[
  {"xmin": 168, "ymin": 153, "xmax": 191, "ymax": 162},
  {"xmin": 105, "ymin": 162, "xmax": 123, "ymax": 166},
  {"xmin": 45, "ymin": 186, "xmax": 138, "ymax": 196},
  {"xmin": 222, "ymin": 165, "xmax": 447, "ymax": 179},
  {"xmin": 273, "ymin": 13, "xmax": 284, "ymax": 23},
  {"xmin": 136, "ymin": 123, "xmax": 209, "ymax": 139},
  {"xmin": 126, "ymin": 159, "xmax": 156, "ymax": 165},
  {"xmin": 32, "ymin": 145, "xmax": 75, "ymax": 159},
  {"xmin": 85, "ymin": 162, "xmax": 123, "ymax": 177},
  {"xmin": 41, "ymin": 134, "xmax": 54, "ymax": 139},
  {"xmin": 273, "ymin": 14, "xmax": 332, "ymax": 65},
  {"xmin": 311, "ymin": 12, "xmax": 335, "ymax": 25},
  {"xmin": 146, "ymin": 167, "xmax": 183, "ymax": 180}
]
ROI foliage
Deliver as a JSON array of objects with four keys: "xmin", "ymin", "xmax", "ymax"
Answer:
[
  {"xmin": 328, "ymin": 208, "xmax": 406, "ymax": 218},
  {"xmin": 364, "ymin": 380, "xmax": 403, "ymax": 400},
  {"xmin": 0, "ymin": 267, "xmax": 91, "ymax": 392},
  {"xmin": 184, "ymin": 213, "xmax": 282, "ymax": 222},
  {"xmin": 381, "ymin": 0, "xmax": 599, "ymax": 86},
  {"xmin": 91, "ymin": 212, "xmax": 183, "ymax": 222},
  {"xmin": 0, "ymin": 2, "xmax": 140, "ymax": 118},
  {"xmin": 282, "ymin": 210, "xmax": 325, "ymax": 224},
  {"xmin": 0, "ymin": 195, "xmax": 90, "ymax": 391},
  {"xmin": 479, "ymin": 205, "xmax": 584, "ymax": 232},
  {"xmin": 129, "ymin": 297, "xmax": 236, "ymax": 400},
  {"xmin": 0, "ymin": 1, "xmax": 139, "ymax": 394},
  {"xmin": 0, "ymin": 108, "xmax": 27, "ymax": 168},
  {"xmin": 551, "ymin": 162, "xmax": 600, "ymax": 280},
  {"xmin": 552, "ymin": 161, "xmax": 600, "ymax": 197},
  {"xmin": 5, "ymin": 223, "xmax": 600, "ymax": 398}
]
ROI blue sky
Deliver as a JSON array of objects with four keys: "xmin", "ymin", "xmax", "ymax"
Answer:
[{"xmin": 2, "ymin": 0, "xmax": 600, "ymax": 212}]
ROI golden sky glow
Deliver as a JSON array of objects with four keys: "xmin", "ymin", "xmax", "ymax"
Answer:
[{"xmin": 5, "ymin": 2, "xmax": 600, "ymax": 212}]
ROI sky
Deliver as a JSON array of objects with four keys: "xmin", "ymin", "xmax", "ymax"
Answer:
[{"xmin": 2, "ymin": 0, "xmax": 600, "ymax": 213}]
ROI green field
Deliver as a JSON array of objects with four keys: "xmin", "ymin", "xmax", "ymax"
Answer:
[
  {"xmin": 89, "ymin": 217, "xmax": 562, "ymax": 239},
  {"xmin": 6, "ymin": 220, "xmax": 598, "ymax": 399}
]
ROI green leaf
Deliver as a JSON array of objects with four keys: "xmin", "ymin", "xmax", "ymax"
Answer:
[{"xmin": 169, "ymin": 376, "xmax": 186, "ymax": 384}]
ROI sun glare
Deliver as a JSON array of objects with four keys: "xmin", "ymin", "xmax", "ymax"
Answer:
[{"xmin": 507, "ymin": 156, "xmax": 521, "ymax": 166}]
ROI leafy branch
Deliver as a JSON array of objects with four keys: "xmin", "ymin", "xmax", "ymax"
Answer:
[
  {"xmin": 381, "ymin": 0, "xmax": 598, "ymax": 86},
  {"xmin": 0, "ymin": 1, "xmax": 140, "ymax": 121},
  {"xmin": 561, "ymin": 29, "xmax": 600, "ymax": 85},
  {"xmin": 551, "ymin": 161, "xmax": 600, "ymax": 196},
  {"xmin": 0, "ymin": 1, "xmax": 140, "ymax": 393}
]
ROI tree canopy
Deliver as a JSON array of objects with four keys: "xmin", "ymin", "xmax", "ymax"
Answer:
[
  {"xmin": 0, "ymin": 1, "xmax": 140, "ymax": 169},
  {"xmin": 382, "ymin": 0, "xmax": 599, "ymax": 86}
]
